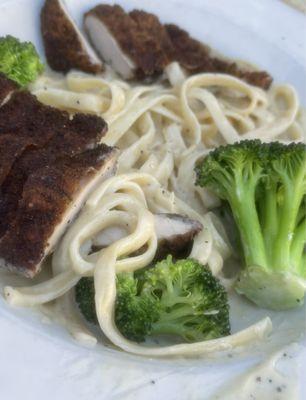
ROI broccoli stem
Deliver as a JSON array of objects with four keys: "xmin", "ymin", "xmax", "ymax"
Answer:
[
  {"xmin": 229, "ymin": 187, "xmax": 267, "ymax": 269},
  {"xmin": 302, "ymin": 254, "xmax": 306, "ymax": 276},
  {"xmin": 296, "ymin": 198, "xmax": 306, "ymax": 225},
  {"xmin": 260, "ymin": 183, "xmax": 279, "ymax": 261},
  {"xmin": 161, "ymin": 294, "xmax": 197, "ymax": 308},
  {"xmin": 150, "ymin": 320, "xmax": 192, "ymax": 339},
  {"xmin": 151, "ymin": 317, "xmax": 217, "ymax": 342},
  {"xmin": 290, "ymin": 219, "xmax": 306, "ymax": 276},
  {"xmin": 157, "ymin": 305, "xmax": 196, "ymax": 322},
  {"xmin": 151, "ymin": 308, "xmax": 204, "ymax": 341},
  {"xmin": 272, "ymin": 173, "xmax": 304, "ymax": 270}
]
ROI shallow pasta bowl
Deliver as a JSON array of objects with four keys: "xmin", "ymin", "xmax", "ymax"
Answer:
[{"xmin": 0, "ymin": 0, "xmax": 305, "ymax": 398}]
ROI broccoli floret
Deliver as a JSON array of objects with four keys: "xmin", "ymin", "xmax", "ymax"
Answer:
[
  {"xmin": 139, "ymin": 257, "xmax": 230, "ymax": 342},
  {"xmin": 195, "ymin": 140, "xmax": 306, "ymax": 310},
  {"xmin": 115, "ymin": 273, "xmax": 159, "ymax": 342},
  {"xmin": 75, "ymin": 256, "xmax": 230, "ymax": 343},
  {"xmin": 75, "ymin": 277, "xmax": 97, "ymax": 324},
  {"xmin": 0, "ymin": 35, "xmax": 44, "ymax": 87}
]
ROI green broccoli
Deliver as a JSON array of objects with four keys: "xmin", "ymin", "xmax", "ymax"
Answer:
[
  {"xmin": 75, "ymin": 256, "xmax": 230, "ymax": 343},
  {"xmin": 195, "ymin": 140, "xmax": 306, "ymax": 310},
  {"xmin": 115, "ymin": 273, "xmax": 160, "ymax": 342},
  {"xmin": 75, "ymin": 277, "xmax": 98, "ymax": 325},
  {"xmin": 138, "ymin": 256, "xmax": 230, "ymax": 342},
  {"xmin": 0, "ymin": 35, "xmax": 44, "ymax": 87}
]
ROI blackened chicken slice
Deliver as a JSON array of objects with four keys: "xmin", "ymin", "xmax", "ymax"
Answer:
[
  {"xmin": 128, "ymin": 9, "xmax": 175, "ymax": 78},
  {"xmin": 0, "ymin": 106, "xmax": 107, "ymax": 238},
  {"xmin": 0, "ymin": 135, "xmax": 31, "ymax": 186},
  {"xmin": 0, "ymin": 73, "xmax": 18, "ymax": 106},
  {"xmin": 41, "ymin": 0, "xmax": 103, "ymax": 73},
  {"xmin": 84, "ymin": 5, "xmax": 173, "ymax": 79},
  {"xmin": 0, "ymin": 91, "xmax": 68, "ymax": 141},
  {"xmin": 165, "ymin": 24, "xmax": 272, "ymax": 89},
  {"xmin": 165, "ymin": 24, "xmax": 211, "ymax": 73},
  {"xmin": 92, "ymin": 213, "xmax": 202, "ymax": 261},
  {"xmin": 154, "ymin": 213, "xmax": 203, "ymax": 260},
  {"xmin": 0, "ymin": 162, "xmax": 25, "ymax": 239},
  {"xmin": 0, "ymin": 91, "xmax": 107, "ymax": 146},
  {"xmin": 84, "ymin": 4, "xmax": 137, "ymax": 79},
  {"xmin": 0, "ymin": 145, "xmax": 118, "ymax": 277},
  {"xmin": 0, "ymin": 91, "xmax": 107, "ymax": 239}
]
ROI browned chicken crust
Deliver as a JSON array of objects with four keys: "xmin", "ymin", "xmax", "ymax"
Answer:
[
  {"xmin": 0, "ymin": 135, "xmax": 30, "ymax": 186},
  {"xmin": 165, "ymin": 24, "xmax": 272, "ymax": 89},
  {"xmin": 0, "ymin": 87, "xmax": 116, "ymax": 277},
  {"xmin": 41, "ymin": 0, "xmax": 102, "ymax": 73},
  {"xmin": 0, "ymin": 91, "xmax": 107, "ymax": 239},
  {"xmin": 0, "ymin": 145, "xmax": 116, "ymax": 277},
  {"xmin": 128, "ymin": 9, "xmax": 174, "ymax": 77},
  {"xmin": 85, "ymin": 4, "xmax": 173, "ymax": 77},
  {"xmin": 85, "ymin": 5, "xmax": 142, "ymax": 74},
  {"xmin": 0, "ymin": 91, "xmax": 107, "ymax": 146},
  {"xmin": 86, "ymin": 6, "xmax": 132, "ymax": 43},
  {"xmin": 154, "ymin": 213, "xmax": 203, "ymax": 261},
  {"xmin": 0, "ymin": 90, "xmax": 107, "ymax": 240},
  {"xmin": 83, "ymin": 4, "xmax": 272, "ymax": 88},
  {"xmin": 0, "ymin": 91, "xmax": 70, "ymax": 141}
]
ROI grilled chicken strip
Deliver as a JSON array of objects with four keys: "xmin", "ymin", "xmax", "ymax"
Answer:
[
  {"xmin": 84, "ymin": 5, "xmax": 172, "ymax": 79},
  {"xmin": 127, "ymin": 9, "xmax": 174, "ymax": 77},
  {"xmin": 0, "ymin": 92, "xmax": 107, "ymax": 238},
  {"xmin": 165, "ymin": 24, "xmax": 272, "ymax": 89},
  {"xmin": 41, "ymin": 0, "xmax": 103, "ymax": 73},
  {"xmin": 0, "ymin": 91, "xmax": 107, "ymax": 145},
  {"xmin": 0, "ymin": 86, "xmax": 116, "ymax": 277},
  {"xmin": 92, "ymin": 213, "xmax": 202, "ymax": 260},
  {"xmin": 0, "ymin": 135, "xmax": 31, "ymax": 186},
  {"xmin": 84, "ymin": 5, "xmax": 136, "ymax": 79},
  {"xmin": 154, "ymin": 213, "xmax": 203, "ymax": 260},
  {"xmin": 83, "ymin": 4, "xmax": 272, "ymax": 88},
  {"xmin": 0, "ymin": 90, "xmax": 67, "ymax": 138},
  {"xmin": 0, "ymin": 145, "xmax": 118, "ymax": 277}
]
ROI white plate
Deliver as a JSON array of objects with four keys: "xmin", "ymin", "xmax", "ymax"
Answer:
[{"xmin": 0, "ymin": 0, "xmax": 305, "ymax": 399}]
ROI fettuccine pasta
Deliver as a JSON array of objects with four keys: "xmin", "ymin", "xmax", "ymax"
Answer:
[{"xmin": 5, "ymin": 63, "xmax": 305, "ymax": 356}]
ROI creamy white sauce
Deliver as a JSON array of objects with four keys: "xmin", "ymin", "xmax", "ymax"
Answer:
[
  {"xmin": 38, "ymin": 291, "xmax": 100, "ymax": 348},
  {"xmin": 212, "ymin": 344, "xmax": 300, "ymax": 399},
  {"xmin": 1, "ymin": 271, "xmax": 305, "ymax": 399}
]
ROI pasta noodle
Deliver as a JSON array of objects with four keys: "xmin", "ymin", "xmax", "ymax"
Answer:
[{"xmin": 4, "ymin": 63, "xmax": 305, "ymax": 357}]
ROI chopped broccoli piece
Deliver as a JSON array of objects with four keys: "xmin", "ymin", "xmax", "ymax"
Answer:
[
  {"xmin": 115, "ymin": 273, "xmax": 159, "ymax": 342},
  {"xmin": 195, "ymin": 140, "xmax": 306, "ymax": 310},
  {"xmin": 75, "ymin": 277, "xmax": 97, "ymax": 324},
  {"xmin": 0, "ymin": 35, "xmax": 44, "ymax": 87},
  {"xmin": 139, "ymin": 256, "xmax": 230, "ymax": 342},
  {"xmin": 75, "ymin": 256, "xmax": 230, "ymax": 343}
]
